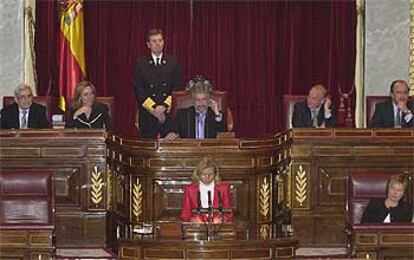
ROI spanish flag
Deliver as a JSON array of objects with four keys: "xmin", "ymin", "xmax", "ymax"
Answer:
[{"xmin": 58, "ymin": 0, "xmax": 86, "ymax": 111}]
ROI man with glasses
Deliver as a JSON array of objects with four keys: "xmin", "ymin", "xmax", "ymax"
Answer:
[
  {"xmin": 0, "ymin": 84, "xmax": 49, "ymax": 129},
  {"xmin": 369, "ymin": 80, "xmax": 414, "ymax": 128}
]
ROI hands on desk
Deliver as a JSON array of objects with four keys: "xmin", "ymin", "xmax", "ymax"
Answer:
[
  {"xmin": 190, "ymin": 215, "xmax": 225, "ymax": 224},
  {"xmin": 165, "ymin": 132, "xmax": 179, "ymax": 139}
]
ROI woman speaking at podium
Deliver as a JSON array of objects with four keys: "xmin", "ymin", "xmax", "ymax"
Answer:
[{"xmin": 180, "ymin": 157, "xmax": 233, "ymax": 223}]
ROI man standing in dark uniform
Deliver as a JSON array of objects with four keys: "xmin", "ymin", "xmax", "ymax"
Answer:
[{"xmin": 134, "ymin": 29, "xmax": 182, "ymax": 138}]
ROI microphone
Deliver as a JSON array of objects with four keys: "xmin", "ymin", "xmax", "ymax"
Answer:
[
  {"xmin": 207, "ymin": 190, "xmax": 212, "ymax": 208},
  {"xmin": 218, "ymin": 191, "xmax": 222, "ymax": 212},
  {"xmin": 197, "ymin": 190, "xmax": 201, "ymax": 212}
]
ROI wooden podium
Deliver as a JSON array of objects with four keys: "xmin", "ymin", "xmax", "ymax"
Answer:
[{"xmin": 118, "ymin": 222, "xmax": 298, "ymax": 259}]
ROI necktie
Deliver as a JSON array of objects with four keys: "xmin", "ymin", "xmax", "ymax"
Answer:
[
  {"xmin": 196, "ymin": 112, "xmax": 205, "ymax": 139},
  {"xmin": 21, "ymin": 110, "xmax": 28, "ymax": 129},
  {"xmin": 156, "ymin": 57, "xmax": 160, "ymax": 66},
  {"xmin": 312, "ymin": 110, "xmax": 318, "ymax": 127},
  {"xmin": 395, "ymin": 108, "xmax": 401, "ymax": 127}
]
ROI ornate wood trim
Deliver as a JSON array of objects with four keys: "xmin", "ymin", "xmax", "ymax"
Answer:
[{"xmin": 410, "ymin": 0, "xmax": 414, "ymax": 95}]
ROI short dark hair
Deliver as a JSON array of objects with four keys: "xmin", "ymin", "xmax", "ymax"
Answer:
[
  {"xmin": 390, "ymin": 80, "xmax": 409, "ymax": 93},
  {"xmin": 146, "ymin": 29, "xmax": 164, "ymax": 42}
]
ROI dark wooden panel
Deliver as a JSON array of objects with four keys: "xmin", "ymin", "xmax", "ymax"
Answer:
[
  {"xmin": 0, "ymin": 129, "xmax": 108, "ymax": 248},
  {"xmin": 54, "ymin": 168, "xmax": 81, "ymax": 207},
  {"xmin": 55, "ymin": 213, "xmax": 107, "ymax": 247},
  {"xmin": 231, "ymin": 248, "xmax": 271, "ymax": 259},
  {"xmin": 144, "ymin": 248, "xmax": 184, "ymax": 259},
  {"xmin": 288, "ymin": 128, "xmax": 414, "ymax": 247},
  {"xmin": 187, "ymin": 250, "xmax": 229, "ymax": 259}
]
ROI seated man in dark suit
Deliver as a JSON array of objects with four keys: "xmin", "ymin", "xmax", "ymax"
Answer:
[
  {"xmin": 292, "ymin": 84, "xmax": 335, "ymax": 128},
  {"xmin": 165, "ymin": 77, "xmax": 226, "ymax": 139},
  {"xmin": 0, "ymin": 84, "xmax": 49, "ymax": 129},
  {"xmin": 369, "ymin": 80, "xmax": 414, "ymax": 128}
]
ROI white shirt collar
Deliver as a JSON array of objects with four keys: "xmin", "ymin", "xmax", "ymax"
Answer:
[
  {"xmin": 151, "ymin": 53, "xmax": 163, "ymax": 64},
  {"xmin": 392, "ymin": 102, "xmax": 401, "ymax": 116},
  {"xmin": 199, "ymin": 181, "xmax": 215, "ymax": 208},
  {"xmin": 19, "ymin": 107, "xmax": 30, "ymax": 115}
]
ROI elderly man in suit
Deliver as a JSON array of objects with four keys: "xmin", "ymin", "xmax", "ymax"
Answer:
[
  {"xmin": 134, "ymin": 28, "xmax": 182, "ymax": 138},
  {"xmin": 165, "ymin": 77, "xmax": 227, "ymax": 139},
  {"xmin": 369, "ymin": 80, "xmax": 414, "ymax": 128},
  {"xmin": 0, "ymin": 84, "xmax": 49, "ymax": 129},
  {"xmin": 292, "ymin": 84, "xmax": 336, "ymax": 128}
]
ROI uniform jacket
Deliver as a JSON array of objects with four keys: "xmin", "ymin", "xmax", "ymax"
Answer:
[
  {"xmin": 134, "ymin": 54, "xmax": 182, "ymax": 138},
  {"xmin": 180, "ymin": 182, "xmax": 233, "ymax": 222},
  {"xmin": 0, "ymin": 102, "xmax": 49, "ymax": 129}
]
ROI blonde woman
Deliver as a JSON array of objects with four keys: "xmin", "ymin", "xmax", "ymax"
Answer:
[
  {"xmin": 180, "ymin": 157, "xmax": 233, "ymax": 223},
  {"xmin": 65, "ymin": 81, "xmax": 111, "ymax": 129},
  {"xmin": 361, "ymin": 174, "xmax": 413, "ymax": 223}
]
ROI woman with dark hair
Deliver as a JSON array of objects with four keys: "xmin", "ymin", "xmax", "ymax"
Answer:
[
  {"xmin": 65, "ymin": 81, "xmax": 111, "ymax": 129},
  {"xmin": 361, "ymin": 174, "xmax": 413, "ymax": 223},
  {"xmin": 180, "ymin": 157, "xmax": 233, "ymax": 223}
]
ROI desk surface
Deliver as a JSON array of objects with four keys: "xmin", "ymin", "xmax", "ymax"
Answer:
[{"xmin": 118, "ymin": 237, "xmax": 298, "ymax": 260}]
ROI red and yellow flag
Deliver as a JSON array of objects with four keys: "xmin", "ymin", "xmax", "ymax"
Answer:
[{"xmin": 58, "ymin": 0, "xmax": 86, "ymax": 111}]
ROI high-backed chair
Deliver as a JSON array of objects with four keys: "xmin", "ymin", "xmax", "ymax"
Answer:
[
  {"xmin": 170, "ymin": 90, "xmax": 234, "ymax": 132},
  {"xmin": 282, "ymin": 95, "xmax": 306, "ymax": 130},
  {"xmin": 3, "ymin": 96, "xmax": 53, "ymax": 123},
  {"xmin": 366, "ymin": 96, "xmax": 389, "ymax": 126},
  {"xmin": 346, "ymin": 171, "xmax": 414, "ymax": 259},
  {"xmin": 95, "ymin": 96, "xmax": 115, "ymax": 120},
  {"xmin": 0, "ymin": 170, "xmax": 55, "ymax": 259}
]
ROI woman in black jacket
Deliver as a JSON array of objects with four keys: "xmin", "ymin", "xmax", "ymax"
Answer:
[
  {"xmin": 65, "ymin": 81, "xmax": 111, "ymax": 130},
  {"xmin": 361, "ymin": 174, "xmax": 413, "ymax": 223}
]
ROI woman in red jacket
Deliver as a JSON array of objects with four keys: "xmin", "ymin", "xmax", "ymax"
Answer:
[{"xmin": 180, "ymin": 157, "xmax": 233, "ymax": 223}]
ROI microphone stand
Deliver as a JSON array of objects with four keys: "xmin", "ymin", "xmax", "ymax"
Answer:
[{"xmin": 191, "ymin": 191, "xmax": 232, "ymax": 241}]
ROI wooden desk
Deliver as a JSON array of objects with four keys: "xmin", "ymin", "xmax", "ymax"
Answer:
[
  {"xmin": 106, "ymin": 134, "xmax": 292, "ymax": 248},
  {"xmin": 118, "ymin": 237, "xmax": 298, "ymax": 260},
  {"xmin": 0, "ymin": 129, "xmax": 108, "ymax": 247},
  {"xmin": 284, "ymin": 128, "xmax": 414, "ymax": 246},
  {"xmin": 352, "ymin": 225, "xmax": 414, "ymax": 259}
]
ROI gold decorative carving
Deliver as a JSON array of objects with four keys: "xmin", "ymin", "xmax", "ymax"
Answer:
[
  {"xmin": 259, "ymin": 177, "xmax": 270, "ymax": 218},
  {"xmin": 132, "ymin": 178, "xmax": 143, "ymax": 221},
  {"xmin": 259, "ymin": 224, "xmax": 270, "ymax": 240},
  {"xmin": 295, "ymin": 165, "xmax": 307, "ymax": 206},
  {"xmin": 90, "ymin": 166, "xmax": 103, "ymax": 205},
  {"xmin": 410, "ymin": 0, "xmax": 414, "ymax": 95}
]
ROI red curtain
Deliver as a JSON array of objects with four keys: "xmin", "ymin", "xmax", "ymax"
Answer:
[{"xmin": 36, "ymin": 0, "xmax": 356, "ymax": 137}]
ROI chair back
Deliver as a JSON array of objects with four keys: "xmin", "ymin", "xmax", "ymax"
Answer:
[
  {"xmin": 0, "ymin": 170, "xmax": 54, "ymax": 227},
  {"xmin": 95, "ymin": 96, "xmax": 115, "ymax": 120},
  {"xmin": 282, "ymin": 95, "xmax": 307, "ymax": 130},
  {"xmin": 346, "ymin": 171, "xmax": 412, "ymax": 225},
  {"xmin": 366, "ymin": 96, "xmax": 389, "ymax": 125},
  {"xmin": 3, "ymin": 96, "xmax": 53, "ymax": 122},
  {"xmin": 171, "ymin": 90, "xmax": 233, "ymax": 131}
]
